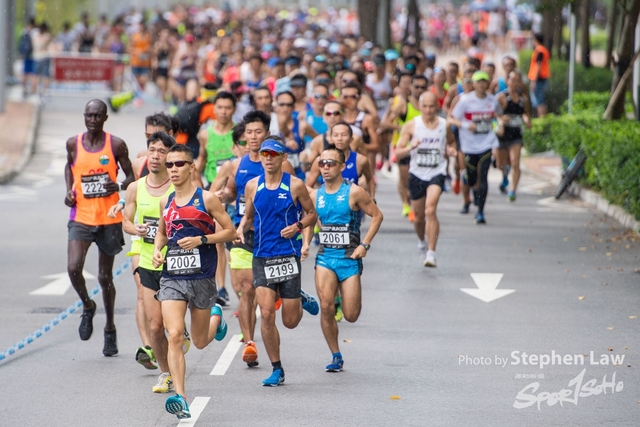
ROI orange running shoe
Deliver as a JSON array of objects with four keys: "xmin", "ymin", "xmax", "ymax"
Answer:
[
  {"xmin": 242, "ymin": 341, "xmax": 259, "ymax": 367},
  {"xmin": 275, "ymin": 297, "xmax": 282, "ymax": 311},
  {"xmin": 408, "ymin": 210, "xmax": 416, "ymax": 223},
  {"xmin": 452, "ymin": 179, "xmax": 461, "ymax": 195}
]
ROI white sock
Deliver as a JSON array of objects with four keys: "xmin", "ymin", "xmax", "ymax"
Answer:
[{"xmin": 418, "ymin": 240, "xmax": 426, "ymax": 249}]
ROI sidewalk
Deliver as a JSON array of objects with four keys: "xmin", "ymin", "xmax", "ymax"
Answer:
[{"xmin": 0, "ymin": 87, "xmax": 41, "ymax": 184}]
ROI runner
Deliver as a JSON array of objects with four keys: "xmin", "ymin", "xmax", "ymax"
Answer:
[
  {"xmin": 366, "ymin": 53, "xmax": 396, "ymax": 170},
  {"xmin": 64, "ymin": 99, "xmax": 134, "ymax": 356},
  {"xmin": 307, "ymin": 146, "xmax": 383, "ymax": 371},
  {"xmin": 121, "ymin": 132, "xmax": 176, "ymax": 391},
  {"xmin": 396, "ymin": 92, "xmax": 454, "ymax": 266},
  {"xmin": 275, "ymin": 91, "xmax": 317, "ymax": 180},
  {"xmin": 236, "ymin": 138, "xmax": 319, "ymax": 386},
  {"xmin": 449, "ymin": 71, "xmax": 502, "ymax": 224},
  {"xmin": 153, "ymin": 143, "xmax": 236, "ymax": 419}
]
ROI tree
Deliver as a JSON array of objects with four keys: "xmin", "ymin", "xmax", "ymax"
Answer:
[
  {"xmin": 357, "ymin": 0, "xmax": 392, "ymax": 48},
  {"xmin": 605, "ymin": 0, "xmax": 619, "ymax": 69},
  {"xmin": 580, "ymin": 0, "xmax": 591, "ymax": 67},
  {"xmin": 404, "ymin": 0, "xmax": 421, "ymax": 46}
]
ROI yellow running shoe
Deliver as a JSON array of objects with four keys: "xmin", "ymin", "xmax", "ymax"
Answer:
[
  {"xmin": 334, "ymin": 296, "xmax": 343, "ymax": 322},
  {"xmin": 401, "ymin": 204, "xmax": 411, "ymax": 217},
  {"xmin": 152, "ymin": 372, "xmax": 173, "ymax": 393},
  {"xmin": 182, "ymin": 328, "xmax": 191, "ymax": 354}
]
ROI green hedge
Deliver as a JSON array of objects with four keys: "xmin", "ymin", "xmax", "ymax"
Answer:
[{"xmin": 518, "ymin": 50, "xmax": 613, "ymax": 114}]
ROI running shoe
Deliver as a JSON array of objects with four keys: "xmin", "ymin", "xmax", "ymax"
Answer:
[
  {"xmin": 262, "ymin": 368, "xmax": 285, "ymax": 387},
  {"xmin": 218, "ymin": 287, "xmax": 229, "ymax": 303},
  {"xmin": 242, "ymin": 341, "xmax": 259, "ymax": 367},
  {"xmin": 475, "ymin": 213, "xmax": 487, "ymax": 224},
  {"xmin": 508, "ymin": 191, "xmax": 516, "ymax": 202},
  {"xmin": 418, "ymin": 242, "xmax": 427, "ymax": 263},
  {"xmin": 460, "ymin": 202, "xmax": 470, "ymax": 214},
  {"xmin": 78, "ymin": 300, "xmax": 97, "ymax": 341},
  {"xmin": 152, "ymin": 372, "xmax": 173, "ymax": 393},
  {"xmin": 239, "ymin": 333, "xmax": 244, "ymax": 342},
  {"xmin": 499, "ymin": 171, "xmax": 509, "ymax": 194},
  {"xmin": 401, "ymin": 204, "xmax": 411, "ymax": 217},
  {"xmin": 182, "ymin": 328, "xmax": 191, "ymax": 354},
  {"xmin": 215, "ymin": 295, "xmax": 227, "ymax": 307},
  {"xmin": 300, "ymin": 289, "xmax": 319, "ymax": 315},
  {"xmin": 424, "ymin": 250, "xmax": 437, "ymax": 268},
  {"xmin": 452, "ymin": 179, "xmax": 461, "ymax": 195},
  {"xmin": 135, "ymin": 345, "xmax": 158, "ymax": 370},
  {"xmin": 210, "ymin": 304, "xmax": 227, "ymax": 341},
  {"xmin": 165, "ymin": 394, "xmax": 190, "ymax": 419},
  {"xmin": 103, "ymin": 329, "xmax": 118, "ymax": 357},
  {"xmin": 407, "ymin": 210, "xmax": 416, "ymax": 223},
  {"xmin": 275, "ymin": 296, "xmax": 282, "ymax": 311},
  {"xmin": 325, "ymin": 355, "xmax": 344, "ymax": 372},
  {"xmin": 335, "ymin": 295, "xmax": 343, "ymax": 322},
  {"xmin": 473, "ymin": 190, "xmax": 479, "ymax": 206}
]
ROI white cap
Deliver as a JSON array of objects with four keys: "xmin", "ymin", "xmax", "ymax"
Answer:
[{"xmin": 318, "ymin": 39, "xmax": 330, "ymax": 48}]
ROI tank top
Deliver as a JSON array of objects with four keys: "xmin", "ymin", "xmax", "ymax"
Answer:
[
  {"xmin": 130, "ymin": 32, "xmax": 152, "ymax": 68},
  {"xmin": 253, "ymin": 173, "xmax": 301, "ymax": 258},
  {"xmin": 346, "ymin": 110, "xmax": 370, "ymax": 144},
  {"xmin": 284, "ymin": 113, "xmax": 305, "ymax": 180},
  {"xmin": 366, "ymin": 73, "xmax": 393, "ymax": 119},
  {"xmin": 501, "ymin": 93, "xmax": 525, "ymax": 142},
  {"xmin": 138, "ymin": 158, "xmax": 150, "ymax": 179},
  {"xmin": 497, "ymin": 77, "xmax": 508, "ymax": 93},
  {"xmin": 305, "ymin": 109, "xmax": 328, "ymax": 144},
  {"xmin": 137, "ymin": 177, "xmax": 174, "ymax": 271},
  {"xmin": 430, "ymin": 86, "xmax": 447, "ymax": 117},
  {"xmin": 316, "ymin": 182, "xmax": 361, "ymax": 259},
  {"xmin": 408, "ymin": 116, "xmax": 448, "ymax": 181},
  {"xmin": 204, "ymin": 126, "xmax": 234, "ymax": 183},
  {"xmin": 157, "ymin": 47, "xmax": 170, "ymax": 70},
  {"xmin": 70, "ymin": 132, "xmax": 121, "ymax": 226},
  {"xmin": 234, "ymin": 154, "xmax": 264, "ymax": 225},
  {"xmin": 162, "ymin": 188, "xmax": 217, "ymax": 280}
]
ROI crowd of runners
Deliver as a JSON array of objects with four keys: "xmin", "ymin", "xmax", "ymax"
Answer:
[{"xmin": 61, "ymin": 4, "xmax": 538, "ymax": 420}]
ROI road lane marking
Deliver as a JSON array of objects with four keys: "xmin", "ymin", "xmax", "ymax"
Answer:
[
  {"xmin": 30, "ymin": 270, "xmax": 96, "ymax": 296},
  {"xmin": 210, "ymin": 335, "xmax": 242, "ymax": 376},
  {"xmin": 461, "ymin": 273, "xmax": 515, "ymax": 303},
  {"xmin": 177, "ymin": 396, "xmax": 210, "ymax": 426}
]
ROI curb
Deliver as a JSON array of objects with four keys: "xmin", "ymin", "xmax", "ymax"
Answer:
[
  {"xmin": 521, "ymin": 157, "xmax": 639, "ymax": 232},
  {"xmin": 0, "ymin": 100, "xmax": 42, "ymax": 184}
]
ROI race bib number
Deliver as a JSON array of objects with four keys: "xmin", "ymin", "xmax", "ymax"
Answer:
[
  {"xmin": 166, "ymin": 247, "xmax": 202, "ymax": 275},
  {"xmin": 288, "ymin": 153, "xmax": 300, "ymax": 169},
  {"xmin": 81, "ymin": 173, "xmax": 110, "ymax": 198},
  {"xmin": 238, "ymin": 195, "xmax": 246, "ymax": 216},
  {"xmin": 475, "ymin": 120, "xmax": 492, "ymax": 134},
  {"xmin": 319, "ymin": 224, "xmax": 350, "ymax": 249},
  {"xmin": 505, "ymin": 114, "xmax": 523, "ymax": 128},
  {"xmin": 263, "ymin": 256, "xmax": 299, "ymax": 284},
  {"xmin": 416, "ymin": 148, "xmax": 440, "ymax": 168},
  {"xmin": 142, "ymin": 216, "xmax": 159, "ymax": 244}
]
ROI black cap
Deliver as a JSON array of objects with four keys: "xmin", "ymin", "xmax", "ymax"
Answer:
[
  {"xmin": 373, "ymin": 53, "xmax": 386, "ymax": 65},
  {"xmin": 290, "ymin": 73, "xmax": 308, "ymax": 87}
]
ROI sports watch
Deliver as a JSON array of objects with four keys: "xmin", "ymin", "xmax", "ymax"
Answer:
[
  {"xmin": 360, "ymin": 243, "xmax": 371, "ymax": 251},
  {"xmin": 200, "ymin": 236, "xmax": 208, "ymax": 245},
  {"xmin": 296, "ymin": 221, "xmax": 304, "ymax": 230}
]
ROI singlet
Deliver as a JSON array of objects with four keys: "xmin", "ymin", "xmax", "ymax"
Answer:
[
  {"xmin": 430, "ymin": 85, "xmax": 447, "ymax": 117},
  {"xmin": 366, "ymin": 73, "xmax": 393, "ymax": 119},
  {"xmin": 130, "ymin": 32, "xmax": 152, "ymax": 68},
  {"xmin": 316, "ymin": 182, "xmax": 361, "ymax": 259},
  {"xmin": 138, "ymin": 158, "xmax": 150, "ymax": 179},
  {"xmin": 305, "ymin": 109, "xmax": 328, "ymax": 144},
  {"xmin": 204, "ymin": 126, "xmax": 234, "ymax": 183},
  {"xmin": 392, "ymin": 99, "xmax": 421, "ymax": 147},
  {"xmin": 346, "ymin": 110, "xmax": 370, "ymax": 144},
  {"xmin": 234, "ymin": 154, "xmax": 264, "ymax": 226},
  {"xmin": 284, "ymin": 113, "xmax": 305, "ymax": 180},
  {"xmin": 408, "ymin": 116, "xmax": 448, "ymax": 181},
  {"xmin": 157, "ymin": 46, "xmax": 171, "ymax": 70},
  {"xmin": 253, "ymin": 173, "xmax": 301, "ymax": 258},
  {"xmin": 162, "ymin": 188, "xmax": 217, "ymax": 280},
  {"xmin": 137, "ymin": 177, "xmax": 174, "ymax": 271},
  {"xmin": 497, "ymin": 77, "xmax": 508, "ymax": 93},
  {"xmin": 70, "ymin": 132, "xmax": 121, "ymax": 226},
  {"xmin": 500, "ymin": 93, "xmax": 525, "ymax": 142}
]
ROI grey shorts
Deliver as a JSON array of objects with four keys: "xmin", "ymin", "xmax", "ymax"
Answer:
[
  {"xmin": 157, "ymin": 276, "xmax": 217, "ymax": 310},
  {"xmin": 253, "ymin": 256, "xmax": 301, "ymax": 299},
  {"xmin": 68, "ymin": 221, "xmax": 124, "ymax": 257}
]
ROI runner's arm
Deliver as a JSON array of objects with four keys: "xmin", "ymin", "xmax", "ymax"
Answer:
[
  {"xmin": 352, "ymin": 136, "xmax": 368, "ymax": 156},
  {"xmin": 209, "ymin": 160, "xmax": 231, "ymax": 193},
  {"xmin": 302, "ymin": 120, "xmax": 319, "ymax": 139},
  {"xmin": 350, "ymin": 184, "xmax": 383, "ymax": 259},
  {"xmin": 152, "ymin": 197, "xmax": 169, "ymax": 268},
  {"xmin": 363, "ymin": 115, "xmax": 379, "ymax": 153},
  {"xmin": 122, "ymin": 181, "xmax": 142, "ymax": 236},
  {"xmin": 64, "ymin": 137, "xmax": 76, "ymax": 207},
  {"xmin": 202, "ymin": 192, "xmax": 236, "ymax": 244},
  {"xmin": 282, "ymin": 178, "xmax": 317, "ymax": 240},
  {"xmin": 195, "ymin": 128, "xmax": 208, "ymax": 174},
  {"xmin": 394, "ymin": 120, "xmax": 417, "ymax": 160},
  {"xmin": 282, "ymin": 159, "xmax": 296, "ymax": 175},
  {"xmin": 113, "ymin": 137, "xmax": 135, "ymax": 191},
  {"xmin": 221, "ymin": 159, "xmax": 239, "ymax": 203},
  {"xmin": 236, "ymin": 178, "xmax": 257, "ymax": 242},
  {"xmin": 305, "ymin": 158, "xmax": 321, "ymax": 188},
  {"xmin": 359, "ymin": 154, "xmax": 375, "ymax": 200},
  {"xmin": 302, "ymin": 189, "xmax": 318, "ymax": 247}
]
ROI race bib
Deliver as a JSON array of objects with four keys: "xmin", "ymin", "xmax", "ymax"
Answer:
[
  {"xmin": 238, "ymin": 195, "xmax": 246, "ymax": 216},
  {"xmin": 263, "ymin": 256, "xmax": 299, "ymax": 284},
  {"xmin": 142, "ymin": 216, "xmax": 159, "ymax": 244},
  {"xmin": 375, "ymin": 98, "xmax": 388, "ymax": 111},
  {"xmin": 505, "ymin": 114, "xmax": 523, "ymax": 128},
  {"xmin": 319, "ymin": 224, "xmax": 350, "ymax": 249},
  {"xmin": 158, "ymin": 59, "xmax": 170, "ymax": 69},
  {"xmin": 166, "ymin": 247, "xmax": 202, "ymax": 275},
  {"xmin": 288, "ymin": 153, "xmax": 300, "ymax": 169},
  {"xmin": 475, "ymin": 120, "xmax": 492, "ymax": 134},
  {"xmin": 416, "ymin": 148, "xmax": 440, "ymax": 168},
  {"xmin": 81, "ymin": 173, "xmax": 110, "ymax": 198}
]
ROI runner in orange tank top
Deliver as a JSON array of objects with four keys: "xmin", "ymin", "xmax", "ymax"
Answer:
[{"xmin": 64, "ymin": 99, "xmax": 135, "ymax": 356}]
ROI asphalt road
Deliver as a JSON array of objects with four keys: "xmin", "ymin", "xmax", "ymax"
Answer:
[{"xmin": 1, "ymin": 96, "xmax": 639, "ymax": 426}]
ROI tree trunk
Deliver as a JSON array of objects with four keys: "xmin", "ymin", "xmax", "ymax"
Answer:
[
  {"xmin": 603, "ymin": 45, "xmax": 640, "ymax": 119},
  {"xmin": 553, "ymin": 6, "xmax": 564, "ymax": 59},
  {"xmin": 580, "ymin": 0, "xmax": 592, "ymax": 67},
  {"xmin": 606, "ymin": 0, "xmax": 640, "ymax": 119},
  {"xmin": 358, "ymin": 0, "xmax": 379, "ymax": 43},
  {"xmin": 404, "ymin": 0, "xmax": 421, "ymax": 46},
  {"xmin": 606, "ymin": 0, "xmax": 619, "ymax": 69},
  {"xmin": 541, "ymin": 0, "xmax": 556, "ymax": 53},
  {"xmin": 377, "ymin": 0, "xmax": 392, "ymax": 49}
]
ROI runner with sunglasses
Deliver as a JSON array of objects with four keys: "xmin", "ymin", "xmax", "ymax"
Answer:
[
  {"xmin": 153, "ymin": 143, "xmax": 236, "ymax": 419},
  {"xmin": 236, "ymin": 138, "xmax": 319, "ymax": 386},
  {"xmin": 306, "ymin": 146, "xmax": 383, "ymax": 372}
]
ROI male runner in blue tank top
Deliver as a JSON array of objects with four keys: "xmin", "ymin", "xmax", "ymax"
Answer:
[
  {"xmin": 236, "ymin": 138, "xmax": 320, "ymax": 387},
  {"xmin": 152, "ymin": 144, "xmax": 237, "ymax": 420},
  {"xmin": 306, "ymin": 147, "xmax": 383, "ymax": 372}
]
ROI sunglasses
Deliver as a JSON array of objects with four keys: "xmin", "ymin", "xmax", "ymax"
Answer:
[
  {"xmin": 413, "ymin": 85, "xmax": 427, "ymax": 90},
  {"xmin": 324, "ymin": 110, "xmax": 342, "ymax": 116},
  {"xmin": 341, "ymin": 79, "xmax": 355, "ymax": 84},
  {"xmin": 318, "ymin": 159, "xmax": 342, "ymax": 168},
  {"xmin": 260, "ymin": 150, "xmax": 283, "ymax": 158},
  {"xmin": 278, "ymin": 102, "xmax": 294, "ymax": 108},
  {"xmin": 236, "ymin": 140, "xmax": 247, "ymax": 146},
  {"xmin": 165, "ymin": 160, "xmax": 193, "ymax": 168},
  {"xmin": 464, "ymin": 79, "xmax": 473, "ymax": 84},
  {"xmin": 313, "ymin": 93, "xmax": 328, "ymax": 100},
  {"xmin": 342, "ymin": 94, "xmax": 359, "ymax": 99},
  {"xmin": 317, "ymin": 78, "xmax": 332, "ymax": 84}
]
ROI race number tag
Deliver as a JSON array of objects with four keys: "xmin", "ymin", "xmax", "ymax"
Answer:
[
  {"xmin": 263, "ymin": 256, "xmax": 299, "ymax": 284},
  {"xmin": 142, "ymin": 216, "xmax": 159, "ymax": 244},
  {"xmin": 475, "ymin": 120, "xmax": 493, "ymax": 134},
  {"xmin": 81, "ymin": 173, "xmax": 109, "ymax": 198},
  {"xmin": 416, "ymin": 148, "xmax": 440, "ymax": 168},
  {"xmin": 288, "ymin": 153, "xmax": 301, "ymax": 169},
  {"xmin": 166, "ymin": 247, "xmax": 202, "ymax": 275},
  {"xmin": 238, "ymin": 195, "xmax": 246, "ymax": 216},
  {"xmin": 506, "ymin": 115, "xmax": 523, "ymax": 128},
  {"xmin": 319, "ymin": 224, "xmax": 350, "ymax": 249}
]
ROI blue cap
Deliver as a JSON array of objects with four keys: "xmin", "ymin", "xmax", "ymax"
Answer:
[
  {"xmin": 268, "ymin": 57, "xmax": 284, "ymax": 68},
  {"xmin": 260, "ymin": 139, "xmax": 287, "ymax": 153},
  {"xmin": 384, "ymin": 49, "xmax": 399, "ymax": 61}
]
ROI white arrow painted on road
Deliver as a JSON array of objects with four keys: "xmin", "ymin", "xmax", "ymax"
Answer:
[
  {"xmin": 461, "ymin": 273, "xmax": 515, "ymax": 303},
  {"xmin": 30, "ymin": 271, "xmax": 96, "ymax": 296}
]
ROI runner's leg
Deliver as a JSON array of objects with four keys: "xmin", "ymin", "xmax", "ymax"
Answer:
[
  {"xmin": 339, "ymin": 274, "xmax": 362, "ymax": 323},
  {"xmin": 132, "ymin": 255, "xmax": 151, "ymax": 346},
  {"xmin": 509, "ymin": 142, "xmax": 523, "ymax": 193},
  {"xmin": 162, "ymin": 300, "xmax": 188, "ymax": 396},
  {"xmin": 97, "ymin": 250, "xmax": 117, "ymax": 331},
  {"xmin": 425, "ymin": 184, "xmax": 443, "ymax": 251},
  {"xmin": 315, "ymin": 266, "xmax": 340, "ymax": 354},
  {"xmin": 256, "ymin": 286, "xmax": 280, "ymax": 363},
  {"xmin": 143, "ymin": 286, "xmax": 169, "ymax": 372},
  {"xmin": 67, "ymin": 240, "xmax": 93, "ymax": 309}
]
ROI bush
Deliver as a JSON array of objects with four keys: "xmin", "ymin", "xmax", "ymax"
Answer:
[{"xmin": 518, "ymin": 50, "xmax": 613, "ymax": 114}]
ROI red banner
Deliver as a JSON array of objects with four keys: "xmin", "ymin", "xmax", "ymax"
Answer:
[{"xmin": 53, "ymin": 57, "xmax": 114, "ymax": 82}]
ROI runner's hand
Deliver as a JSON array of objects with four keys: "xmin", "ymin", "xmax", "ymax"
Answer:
[
  {"xmin": 214, "ymin": 189, "xmax": 224, "ymax": 201},
  {"xmin": 152, "ymin": 249, "xmax": 165, "ymax": 268},
  {"xmin": 280, "ymin": 224, "xmax": 298, "ymax": 239},
  {"xmin": 410, "ymin": 139, "xmax": 421, "ymax": 150},
  {"xmin": 446, "ymin": 146, "xmax": 457, "ymax": 157},
  {"xmin": 102, "ymin": 177, "xmax": 119, "ymax": 195},
  {"xmin": 177, "ymin": 236, "xmax": 199, "ymax": 250},
  {"xmin": 350, "ymin": 245, "xmax": 367, "ymax": 260},
  {"xmin": 135, "ymin": 223, "xmax": 148, "ymax": 237},
  {"xmin": 301, "ymin": 243, "xmax": 309, "ymax": 261},
  {"xmin": 236, "ymin": 227, "xmax": 245, "ymax": 244},
  {"xmin": 64, "ymin": 189, "xmax": 76, "ymax": 207},
  {"xmin": 467, "ymin": 123, "xmax": 477, "ymax": 133},
  {"xmin": 107, "ymin": 203, "xmax": 123, "ymax": 218}
]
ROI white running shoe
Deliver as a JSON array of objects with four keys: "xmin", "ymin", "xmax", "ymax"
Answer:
[
  {"xmin": 418, "ymin": 242, "xmax": 427, "ymax": 262},
  {"xmin": 424, "ymin": 250, "xmax": 437, "ymax": 268}
]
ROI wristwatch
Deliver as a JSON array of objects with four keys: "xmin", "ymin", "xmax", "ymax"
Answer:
[
  {"xmin": 117, "ymin": 182, "xmax": 124, "ymax": 191},
  {"xmin": 360, "ymin": 243, "xmax": 371, "ymax": 251},
  {"xmin": 200, "ymin": 236, "xmax": 208, "ymax": 245},
  {"xmin": 296, "ymin": 221, "xmax": 304, "ymax": 230}
]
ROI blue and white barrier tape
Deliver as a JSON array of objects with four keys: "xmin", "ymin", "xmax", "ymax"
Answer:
[{"xmin": 0, "ymin": 258, "xmax": 132, "ymax": 362}]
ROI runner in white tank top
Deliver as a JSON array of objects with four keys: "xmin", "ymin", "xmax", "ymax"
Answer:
[{"xmin": 408, "ymin": 115, "xmax": 448, "ymax": 182}]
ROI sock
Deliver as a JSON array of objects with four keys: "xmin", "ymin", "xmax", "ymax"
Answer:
[
  {"xmin": 272, "ymin": 361, "xmax": 282, "ymax": 371},
  {"xmin": 418, "ymin": 240, "xmax": 426, "ymax": 249},
  {"xmin": 332, "ymin": 352, "xmax": 342, "ymax": 360}
]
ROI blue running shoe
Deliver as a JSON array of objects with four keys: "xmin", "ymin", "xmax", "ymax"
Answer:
[
  {"xmin": 165, "ymin": 394, "xmax": 190, "ymax": 419},
  {"xmin": 475, "ymin": 213, "xmax": 486, "ymax": 224},
  {"xmin": 210, "ymin": 304, "xmax": 227, "ymax": 341},
  {"xmin": 325, "ymin": 355, "xmax": 344, "ymax": 372},
  {"xmin": 508, "ymin": 191, "xmax": 516, "ymax": 202},
  {"xmin": 262, "ymin": 368, "xmax": 285, "ymax": 386},
  {"xmin": 300, "ymin": 289, "xmax": 319, "ymax": 315}
]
